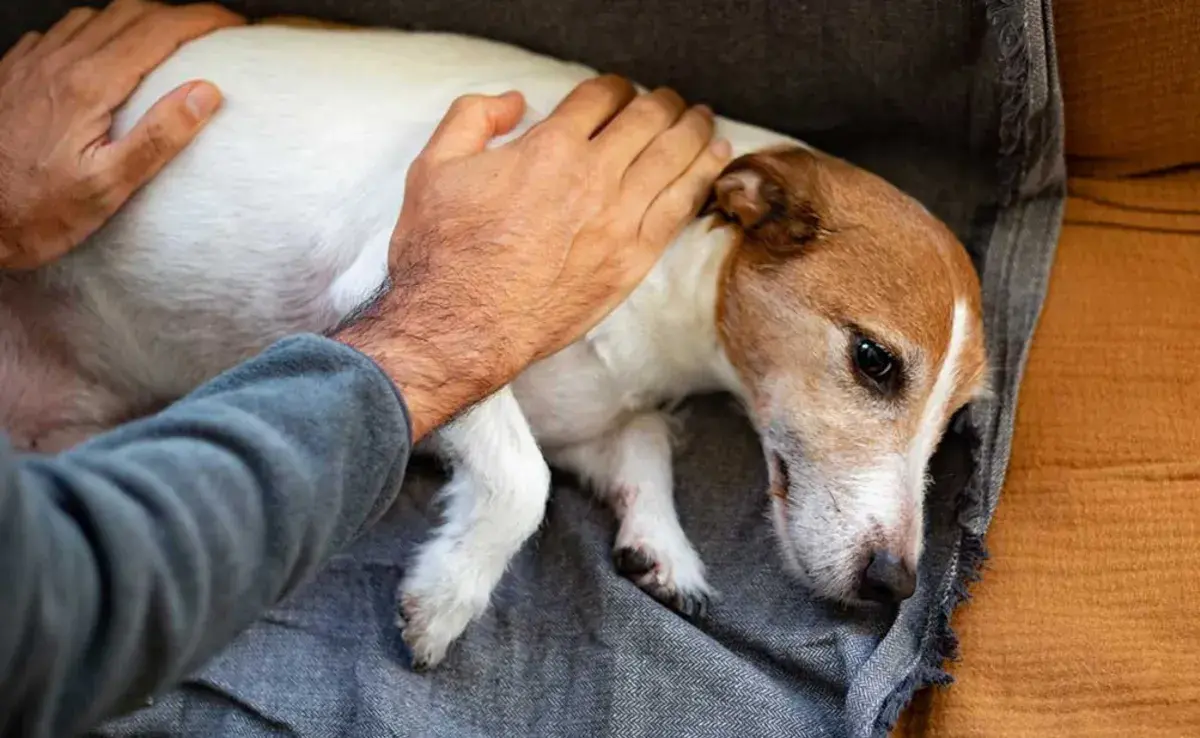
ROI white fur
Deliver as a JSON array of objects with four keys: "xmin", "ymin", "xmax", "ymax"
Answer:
[
  {"xmin": 763, "ymin": 300, "xmax": 978, "ymax": 602},
  {"xmin": 551, "ymin": 411, "xmax": 711, "ymax": 613},
  {"xmin": 31, "ymin": 25, "xmax": 786, "ymax": 667},
  {"xmin": 776, "ymin": 300, "xmax": 973, "ymax": 593},
  {"xmin": 3, "ymin": 26, "xmax": 972, "ymax": 667},
  {"xmin": 901, "ymin": 299, "xmax": 973, "ymax": 561},
  {"xmin": 399, "ymin": 387, "xmax": 551, "ymax": 667}
]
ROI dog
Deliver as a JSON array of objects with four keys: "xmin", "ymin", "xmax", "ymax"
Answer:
[{"xmin": 0, "ymin": 23, "xmax": 989, "ymax": 668}]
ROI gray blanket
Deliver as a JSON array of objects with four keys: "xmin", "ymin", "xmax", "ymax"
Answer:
[{"xmin": 1, "ymin": 1, "xmax": 1065, "ymax": 736}]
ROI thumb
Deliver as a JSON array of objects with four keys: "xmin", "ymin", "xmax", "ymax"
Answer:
[
  {"xmin": 420, "ymin": 91, "xmax": 526, "ymax": 164},
  {"xmin": 99, "ymin": 81, "xmax": 224, "ymax": 203}
]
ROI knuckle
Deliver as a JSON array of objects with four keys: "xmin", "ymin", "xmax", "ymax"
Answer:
[
  {"xmin": 82, "ymin": 166, "xmax": 121, "ymax": 200},
  {"xmin": 9, "ymin": 32, "xmax": 41, "ymax": 67},
  {"xmin": 645, "ymin": 109, "xmax": 712, "ymax": 162},
  {"xmin": 567, "ymin": 74, "xmax": 634, "ymax": 115},
  {"xmin": 682, "ymin": 105, "xmax": 715, "ymax": 135},
  {"xmin": 653, "ymin": 86, "xmax": 686, "ymax": 111},
  {"xmin": 624, "ymin": 93, "xmax": 662, "ymax": 120},
  {"xmin": 590, "ymin": 74, "xmax": 634, "ymax": 99},
  {"xmin": 60, "ymin": 65, "xmax": 98, "ymax": 101},
  {"xmin": 449, "ymin": 94, "xmax": 487, "ymax": 118},
  {"xmin": 580, "ymin": 178, "xmax": 611, "ymax": 209},
  {"xmin": 625, "ymin": 87, "xmax": 684, "ymax": 127},
  {"xmin": 528, "ymin": 123, "xmax": 576, "ymax": 157}
]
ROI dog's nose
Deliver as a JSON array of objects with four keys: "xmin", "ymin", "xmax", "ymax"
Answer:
[{"xmin": 858, "ymin": 550, "xmax": 917, "ymax": 604}]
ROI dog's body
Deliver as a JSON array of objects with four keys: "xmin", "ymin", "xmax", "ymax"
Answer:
[{"xmin": 0, "ymin": 25, "xmax": 988, "ymax": 667}]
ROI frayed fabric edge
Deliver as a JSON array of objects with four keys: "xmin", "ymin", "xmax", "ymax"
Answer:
[{"xmin": 869, "ymin": 0, "xmax": 1042, "ymax": 734}]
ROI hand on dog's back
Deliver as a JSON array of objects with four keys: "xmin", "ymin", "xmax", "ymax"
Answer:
[{"xmin": 336, "ymin": 77, "xmax": 732, "ymax": 440}]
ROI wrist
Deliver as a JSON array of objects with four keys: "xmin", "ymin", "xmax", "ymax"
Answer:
[
  {"xmin": 332, "ymin": 295, "xmax": 497, "ymax": 442},
  {"xmin": 0, "ymin": 158, "xmax": 23, "ymax": 270}
]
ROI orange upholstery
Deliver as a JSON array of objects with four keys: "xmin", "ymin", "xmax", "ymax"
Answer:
[
  {"xmin": 897, "ymin": 173, "xmax": 1200, "ymax": 736},
  {"xmin": 896, "ymin": 0, "xmax": 1200, "ymax": 730},
  {"xmin": 1055, "ymin": 0, "xmax": 1200, "ymax": 176}
]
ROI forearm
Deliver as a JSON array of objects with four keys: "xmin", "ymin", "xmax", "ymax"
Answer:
[{"xmin": 0, "ymin": 334, "xmax": 411, "ymax": 738}]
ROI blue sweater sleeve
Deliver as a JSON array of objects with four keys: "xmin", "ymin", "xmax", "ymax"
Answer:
[{"xmin": 0, "ymin": 333, "xmax": 412, "ymax": 738}]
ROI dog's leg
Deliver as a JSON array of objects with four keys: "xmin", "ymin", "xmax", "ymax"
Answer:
[
  {"xmin": 552, "ymin": 412, "xmax": 711, "ymax": 617},
  {"xmin": 397, "ymin": 386, "xmax": 550, "ymax": 669}
]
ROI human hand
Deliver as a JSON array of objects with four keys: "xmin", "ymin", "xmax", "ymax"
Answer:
[
  {"xmin": 337, "ymin": 77, "xmax": 732, "ymax": 441},
  {"xmin": 0, "ymin": 0, "xmax": 244, "ymax": 270}
]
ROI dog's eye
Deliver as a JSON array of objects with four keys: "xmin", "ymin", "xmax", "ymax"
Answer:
[{"xmin": 852, "ymin": 336, "xmax": 901, "ymax": 393}]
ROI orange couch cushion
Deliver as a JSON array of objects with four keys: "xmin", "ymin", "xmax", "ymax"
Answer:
[
  {"xmin": 895, "ymin": 171, "xmax": 1200, "ymax": 736},
  {"xmin": 1055, "ymin": 0, "xmax": 1200, "ymax": 176}
]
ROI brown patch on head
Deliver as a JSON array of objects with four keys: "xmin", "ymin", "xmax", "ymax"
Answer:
[{"xmin": 710, "ymin": 146, "xmax": 986, "ymax": 463}]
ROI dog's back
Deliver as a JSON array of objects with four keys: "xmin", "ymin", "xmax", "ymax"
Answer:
[
  {"xmin": 0, "ymin": 27, "xmax": 603, "ymax": 448},
  {"xmin": 1, "ymin": 24, "xmax": 792, "ymax": 451}
]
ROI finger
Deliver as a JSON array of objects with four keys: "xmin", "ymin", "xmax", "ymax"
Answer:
[
  {"xmin": 621, "ymin": 104, "xmax": 715, "ymax": 206},
  {"xmin": 639, "ymin": 137, "xmax": 733, "ymax": 250},
  {"xmin": 0, "ymin": 32, "xmax": 42, "ymax": 76},
  {"xmin": 87, "ymin": 2, "xmax": 244, "ymax": 108},
  {"xmin": 36, "ymin": 7, "xmax": 98, "ymax": 53},
  {"xmin": 55, "ymin": 0, "xmax": 156, "ymax": 62},
  {"xmin": 591, "ymin": 87, "xmax": 687, "ymax": 173},
  {"xmin": 418, "ymin": 91, "xmax": 526, "ymax": 164},
  {"xmin": 91, "ymin": 80, "xmax": 223, "ymax": 209},
  {"xmin": 541, "ymin": 75, "xmax": 636, "ymax": 139}
]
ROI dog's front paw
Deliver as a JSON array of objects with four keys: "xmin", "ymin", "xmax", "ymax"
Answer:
[
  {"xmin": 612, "ymin": 535, "xmax": 713, "ymax": 618},
  {"xmin": 395, "ymin": 554, "xmax": 492, "ymax": 670},
  {"xmin": 395, "ymin": 583, "xmax": 484, "ymax": 670}
]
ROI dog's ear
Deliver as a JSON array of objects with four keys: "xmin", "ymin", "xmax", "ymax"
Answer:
[
  {"xmin": 704, "ymin": 150, "xmax": 822, "ymax": 253},
  {"xmin": 706, "ymin": 164, "xmax": 785, "ymax": 230}
]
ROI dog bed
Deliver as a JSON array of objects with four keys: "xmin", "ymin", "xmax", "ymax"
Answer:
[{"xmin": 0, "ymin": 1, "xmax": 1065, "ymax": 736}]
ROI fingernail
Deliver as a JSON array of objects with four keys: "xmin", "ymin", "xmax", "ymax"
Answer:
[
  {"xmin": 711, "ymin": 138, "xmax": 732, "ymax": 159},
  {"xmin": 185, "ymin": 83, "xmax": 221, "ymax": 121}
]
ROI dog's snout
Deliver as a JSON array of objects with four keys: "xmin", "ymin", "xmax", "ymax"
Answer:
[{"xmin": 858, "ymin": 550, "xmax": 916, "ymax": 604}]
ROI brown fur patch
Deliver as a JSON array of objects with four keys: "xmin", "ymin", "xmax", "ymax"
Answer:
[{"xmin": 712, "ymin": 146, "xmax": 987, "ymax": 467}]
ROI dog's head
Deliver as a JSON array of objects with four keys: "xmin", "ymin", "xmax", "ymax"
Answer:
[{"xmin": 708, "ymin": 146, "xmax": 988, "ymax": 606}]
